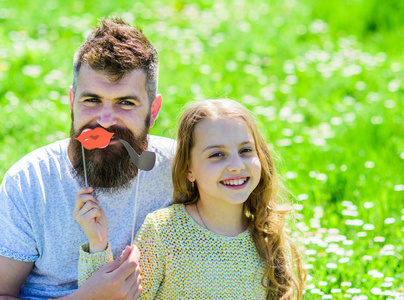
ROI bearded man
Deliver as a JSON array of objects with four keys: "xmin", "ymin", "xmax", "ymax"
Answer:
[{"xmin": 0, "ymin": 17, "xmax": 175, "ymax": 299}]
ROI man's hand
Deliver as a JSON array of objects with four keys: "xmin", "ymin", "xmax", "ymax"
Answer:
[
  {"xmin": 73, "ymin": 187, "xmax": 107, "ymax": 252},
  {"xmin": 76, "ymin": 245, "xmax": 142, "ymax": 300}
]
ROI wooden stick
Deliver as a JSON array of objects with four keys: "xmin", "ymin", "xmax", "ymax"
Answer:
[
  {"xmin": 131, "ymin": 172, "xmax": 140, "ymax": 245},
  {"xmin": 82, "ymin": 144, "xmax": 102, "ymax": 241},
  {"xmin": 81, "ymin": 145, "xmax": 88, "ymax": 187}
]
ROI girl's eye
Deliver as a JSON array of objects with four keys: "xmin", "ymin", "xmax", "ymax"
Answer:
[
  {"xmin": 209, "ymin": 152, "xmax": 225, "ymax": 158},
  {"xmin": 240, "ymin": 147, "xmax": 253, "ymax": 154}
]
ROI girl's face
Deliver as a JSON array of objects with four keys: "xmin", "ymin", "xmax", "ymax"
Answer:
[{"xmin": 187, "ymin": 116, "xmax": 262, "ymax": 208}]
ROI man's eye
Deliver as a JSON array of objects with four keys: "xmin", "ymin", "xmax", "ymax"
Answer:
[
  {"xmin": 84, "ymin": 98, "xmax": 99, "ymax": 103},
  {"xmin": 120, "ymin": 100, "xmax": 135, "ymax": 106}
]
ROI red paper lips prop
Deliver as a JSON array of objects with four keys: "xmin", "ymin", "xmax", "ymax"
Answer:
[
  {"xmin": 75, "ymin": 127, "xmax": 156, "ymax": 171},
  {"xmin": 75, "ymin": 128, "xmax": 115, "ymax": 150}
]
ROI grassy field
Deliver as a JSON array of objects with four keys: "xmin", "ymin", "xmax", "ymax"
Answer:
[{"xmin": 1, "ymin": 0, "xmax": 403, "ymax": 298}]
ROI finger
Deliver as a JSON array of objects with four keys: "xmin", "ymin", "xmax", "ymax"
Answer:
[
  {"xmin": 103, "ymin": 246, "xmax": 131, "ymax": 273},
  {"xmin": 81, "ymin": 208, "xmax": 102, "ymax": 223},
  {"xmin": 77, "ymin": 193, "xmax": 99, "ymax": 209},
  {"xmin": 132, "ymin": 283, "xmax": 143, "ymax": 300},
  {"xmin": 128, "ymin": 245, "xmax": 141, "ymax": 262},
  {"xmin": 75, "ymin": 203, "xmax": 102, "ymax": 225},
  {"xmin": 75, "ymin": 202, "xmax": 100, "ymax": 222},
  {"xmin": 122, "ymin": 265, "xmax": 141, "ymax": 298},
  {"xmin": 126, "ymin": 245, "xmax": 141, "ymax": 297},
  {"xmin": 116, "ymin": 246, "xmax": 132, "ymax": 266},
  {"xmin": 73, "ymin": 187, "xmax": 91, "ymax": 218},
  {"xmin": 78, "ymin": 186, "xmax": 94, "ymax": 197},
  {"xmin": 81, "ymin": 201, "xmax": 100, "ymax": 213},
  {"xmin": 127, "ymin": 275, "xmax": 142, "ymax": 299},
  {"xmin": 112, "ymin": 253, "xmax": 140, "ymax": 282},
  {"xmin": 74, "ymin": 187, "xmax": 97, "ymax": 212}
]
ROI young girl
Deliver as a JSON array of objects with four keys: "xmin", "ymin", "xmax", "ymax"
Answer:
[{"xmin": 75, "ymin": 99, "xmax": 306, "ymax": 299}]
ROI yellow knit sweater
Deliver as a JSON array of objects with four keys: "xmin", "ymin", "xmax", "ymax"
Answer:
[{"xmin": 79, "ymin": 204, "xmax": 268, "ymax": 299}]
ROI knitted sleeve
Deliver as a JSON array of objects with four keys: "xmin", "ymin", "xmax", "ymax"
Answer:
[
  {"xmin": 78, "ymin": 242, "xmax": 113, "ymax": 286},
  {"xmin": 134, "ymin": 213, "xmax": 165, "ymax": 299}
]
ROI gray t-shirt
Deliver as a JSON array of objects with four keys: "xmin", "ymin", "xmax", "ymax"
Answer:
[{"xmin": 0, "ymin": 136, "xmax": 176, "ymax": 299}]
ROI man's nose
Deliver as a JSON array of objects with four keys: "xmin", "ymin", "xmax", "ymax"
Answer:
[{"xmin": 97, "ymin": 104, "xmax": 117, "ymax": 128}]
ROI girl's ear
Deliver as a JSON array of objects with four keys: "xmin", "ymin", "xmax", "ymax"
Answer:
[{"xmin": 187, "ymin": 170, "xmax": 194, "ymax": 182}]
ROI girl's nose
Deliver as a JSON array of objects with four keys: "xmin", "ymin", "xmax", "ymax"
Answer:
[{"xmin": 226, "ymin": 155, "xmax": 245, "ymax": 173}]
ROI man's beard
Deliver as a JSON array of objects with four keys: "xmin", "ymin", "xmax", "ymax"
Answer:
[{"xmin": 69, "ymin": 116, "xmax": 150, "ymax": 191}]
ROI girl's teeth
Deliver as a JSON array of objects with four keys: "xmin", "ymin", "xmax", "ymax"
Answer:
[{"xmin": 223, "ymin": 178, "xmax": 247, "ymax": 186}]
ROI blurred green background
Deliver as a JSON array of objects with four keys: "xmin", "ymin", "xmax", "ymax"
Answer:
[{"xmin": 1, "ymin": 0, "xmax": 403, "ymax": 298}]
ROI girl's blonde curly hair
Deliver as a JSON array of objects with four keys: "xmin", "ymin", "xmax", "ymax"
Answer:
[{"xmin": 172, "ymin": 99, "xmax": 306, "ymax": 299}]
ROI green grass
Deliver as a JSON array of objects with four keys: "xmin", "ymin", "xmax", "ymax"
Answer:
[{"xmin": 1, "ymin": 0, "xmax": 403, "ymax": 298}]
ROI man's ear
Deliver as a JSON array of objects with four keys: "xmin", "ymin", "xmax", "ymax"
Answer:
[
  {"xmin": 69, "ymin": 86, "xmax": 74, "ymax": 112},
  {"xmin": 149, "ymin": 94, "xmax": 162, "ymax": 128}
]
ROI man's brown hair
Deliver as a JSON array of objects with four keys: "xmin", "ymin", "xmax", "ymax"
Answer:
[{"xmin": 72, "ymin": 17, "xmax": 159, "ymax": 103}]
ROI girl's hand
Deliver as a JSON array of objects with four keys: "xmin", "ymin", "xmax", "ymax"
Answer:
[
  {"xmin": 77, "ymin": 245, "xmax": 142, "ymax": 299},
  {"xmin": 73, "ymin": 186, "xmax": 108, "ymax": 252}
]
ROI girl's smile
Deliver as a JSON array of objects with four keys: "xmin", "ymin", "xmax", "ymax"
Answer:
[{"xmin": 220, "ymin": 177, "xmax": 249, "ymax": 189}]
